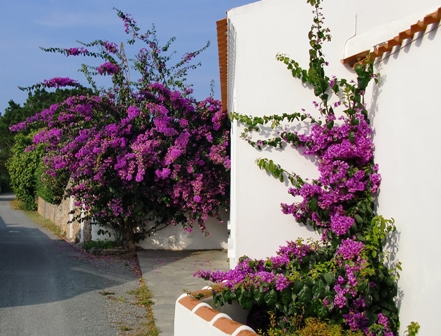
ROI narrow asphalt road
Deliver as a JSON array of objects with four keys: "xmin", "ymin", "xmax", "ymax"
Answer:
[{"xmin": 0, "ymin": 193, "xmax": 139, "ymax": 336}]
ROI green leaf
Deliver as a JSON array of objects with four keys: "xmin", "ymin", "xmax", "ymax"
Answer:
[
  {"xmin": 314, "ymin": 86, "xmax": 323, "ymax": 96},
  {"xmin": 280, "ymin": 288, "xmax": 291, "ymax": 305},
  {"xmin": 222, "ymin": 290, "xmax": 231, "ymax": 304},
  {"xmin": 316, "ymin": 304, "xmax": 328, "ymax": 318},
  {"xmin": 255, "ymin": 287, "xmax": 265, "ymax": 305},
  {"xmin": 354, "ymin": 214, "xmax": 363, "ymax": 225},
  {"xmin": 238, "ymin": 288, "xmax": 254, "ymax": 310},
  {"xmin": 353, "ymin": 94, "xmax": 361, "ymax": 103},
  {"xmin": 292, "ymin": 280, "xmax": 303, "ymax": 294},
  {"xmin": 297, "ymin": 285, "xmax": 312, "ymax": 303},
  {"xmin": 312, "ymin": 279, "xmax": 326, "ymax": 299},
  {"xmin": 308, "ymin": 197, "xmax": 319, "ymax": 212},
  {"xmin": 323, "ymin": 273, "xmax": 335, "ymax": 286},
  {"xmin": 264, "ymin": 289, "xmax": 278, "ymax": 307},
  {"xmin": 357, "ymin": 281, "xmax": 368, "ymax": 293},
  {"xmin": 365, "ymin": 295, "xmax": 373, "ymax": 306},
  {"xmin": 356, "ymin": 233, "xmax": 365, "ymax": 242}
]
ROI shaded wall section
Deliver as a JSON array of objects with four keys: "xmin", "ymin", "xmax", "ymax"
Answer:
[{"xmin": 37, "ymin": 196, "xmax": 90, "ymax": 242}]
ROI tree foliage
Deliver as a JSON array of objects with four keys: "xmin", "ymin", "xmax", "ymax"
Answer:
[
  {"xmin": 6, "ymin": 132, "xmax": 43, "ymax": 210},
  {"xmin": 11, "ymin": 9, "xmax": 230, "ymax": 251},
  {"xmin": 0, "ymin": 88, "xmax": 90, "ymax": 192}
]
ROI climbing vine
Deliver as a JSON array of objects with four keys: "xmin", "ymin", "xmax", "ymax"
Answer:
[{"xmin": 195, "ymin": 1, "xmax": 417, "ymax": 335}]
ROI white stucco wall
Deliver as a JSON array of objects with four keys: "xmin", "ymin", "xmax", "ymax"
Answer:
[
  {"xmin": 137, "ymin": 214, "xmax": 228, "ymax": 250},
  {"xmin": 228, "ymin": 0, "xmax": 441, "ymax": 334},
  {"xmin": 228, "ymin": 0, "xmax": 357, "ymax": 265},
  {"xmin": 371, "ymin": 25, "xmax": 441, "ymax": 334},
  {"xmin": 91, "ymin": 215, "xmax": 228, "ymax": 250}
]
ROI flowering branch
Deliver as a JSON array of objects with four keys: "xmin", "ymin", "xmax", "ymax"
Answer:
[{"xmin": 11, "ymin": 9, "xmax": 230, "ymax": 252}]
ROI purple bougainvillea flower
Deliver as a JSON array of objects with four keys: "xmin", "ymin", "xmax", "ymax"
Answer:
[
  {"xmin": 97, "ymin": 62, "xmax": 119, "ymax": 75},
  {"xmin": 43, "ymin": 77, "xmax": 80, "ymax": 88}
]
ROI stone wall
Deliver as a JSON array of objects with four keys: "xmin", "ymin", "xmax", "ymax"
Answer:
[{"xmin": 37, "ymin": 196, "xmax": 90, "ymax": 242}]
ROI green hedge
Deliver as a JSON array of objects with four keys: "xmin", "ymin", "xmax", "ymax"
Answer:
[{"xmin": 6, "ymin": 133, "xmax": 42, "ymax": 210}]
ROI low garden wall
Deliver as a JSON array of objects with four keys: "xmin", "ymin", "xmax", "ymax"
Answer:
[
  {"xmin": 175, "ymin": 286, "xmax": 257, "ymax": 336},
  {"xmin": 91, "ymin": 211, "xmax": 229, "ymax": 250},
  {"xmin": 37, "ymin": 196, "xmax": 228, "ymax": 250},
  {"xmin": 37, "ymin": 196, "xmax": 90, "ymax": 242}
]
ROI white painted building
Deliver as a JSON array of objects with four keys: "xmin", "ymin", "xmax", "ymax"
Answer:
[{"xmin": 224, "ymin": 0, "xmax": 441, "ymax": 334}]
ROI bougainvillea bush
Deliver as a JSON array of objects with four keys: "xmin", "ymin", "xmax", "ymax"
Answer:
[
  {"xmin": 195, "ymin": 0, "xmax": 408, "ymax": 335},
  {"xmin": 10, "ymin": 9, "xmax": 230, "ymax": 250}
]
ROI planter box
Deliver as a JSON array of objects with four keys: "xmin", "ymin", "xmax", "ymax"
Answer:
[{"xmin": 175, "ymin": 286, "xmax": 258, "ymax": 336}]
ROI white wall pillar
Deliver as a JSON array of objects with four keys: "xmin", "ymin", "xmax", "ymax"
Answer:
[{"xmin": 69, "ymin": 196, "xmax": 74, "ymax": 240}]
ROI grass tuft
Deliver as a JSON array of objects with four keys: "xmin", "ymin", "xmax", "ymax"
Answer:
[
  {"xmin": 21, "ymin": 208, "xmax": 65, "ymax": 238},
  {"xmin": 9, "ymin": 199, "xmax": 26, "ymax": 211},
  {"xmin": 134, "ymin": 278, "xmax": 159, "ymax": 336},
  {"xmin": 126, "ymin": 288, "xmax": 141, "ymax": 295},
  {"xmin": 120, "ymin": 325, "xmax": 132, "ymax": 331},
  {"xmin": 99, "ymin": 290, "xmax": 115, "ymax": 296},
  {"xmin": 83, "ymin": 239, "xmax": 118, "ymax": 250}
]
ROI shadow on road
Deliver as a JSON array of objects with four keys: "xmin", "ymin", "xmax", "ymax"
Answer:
[
  {"xmin": 0, "ymin": 192, "xmax": 16, "ymax": 202},
  {"xmin": 0, "ymin": 195, "xmax": 138, "ymax": 309}
]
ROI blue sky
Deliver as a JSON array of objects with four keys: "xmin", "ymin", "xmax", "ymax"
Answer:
[{"xmin": 0, "ymin": 0, "xmax": 255, "ymax": 114}]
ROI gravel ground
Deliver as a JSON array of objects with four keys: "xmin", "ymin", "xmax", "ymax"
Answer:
[
  {"xmin": 101, "ymin": 258, "xmax": 151, "ymax": 335},
  {"xmin": 67, "ymin": 246, "xmax": 151, "ymax": 336}
]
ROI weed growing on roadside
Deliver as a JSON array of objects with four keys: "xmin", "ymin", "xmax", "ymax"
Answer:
[
  {"xmin": 99, "ymin": 290, "xmax": 115, "ymax": 296},
  {"xmin": 135, "ymin": 278, "xmax": 159, "ymax": 336},
  {"xmin": 120, "ymin": 324, "xmax": 132, "ymax": 331},
  {"xmin": 23, "ymin": 209, "xmax": 64, "ymax": 238},
  {"xmin": 83, "ymin": 239, "xmax": 118, "ymax": 250}
]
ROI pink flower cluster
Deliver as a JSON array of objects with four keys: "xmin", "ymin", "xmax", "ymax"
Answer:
[
  {"xmin": 42, "ymin": 77, "xmax": 81, "ymax": 89},
  {"xmin": 102, "ymin": 41, "xmax": 118, "ymax": 54},
  {"xmin": 65, "ymin": 47, "xmax": 89, "ymax": 56},
  {"xmin": 14, "ymin": 82, "xmax": 230, "ymax": 235},
  {"xmin": 195, "ymin": 240, "xmax": 314, "ymax": 292},
  {"xmin": 336, "ymin": 238, "xmax": 365, "ymax": 261},
  {"xmin": 97, "ymin": 62, "xmax": 119, "ymax": 75},
  {"xmin": 281, "ymin": 113, "xmax": 380, "ymax": 240}
]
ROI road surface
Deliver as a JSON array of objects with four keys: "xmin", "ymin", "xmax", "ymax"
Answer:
[{"xmin": 0, "ymin": 193, "xmax": 139, "ymax": 336}]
